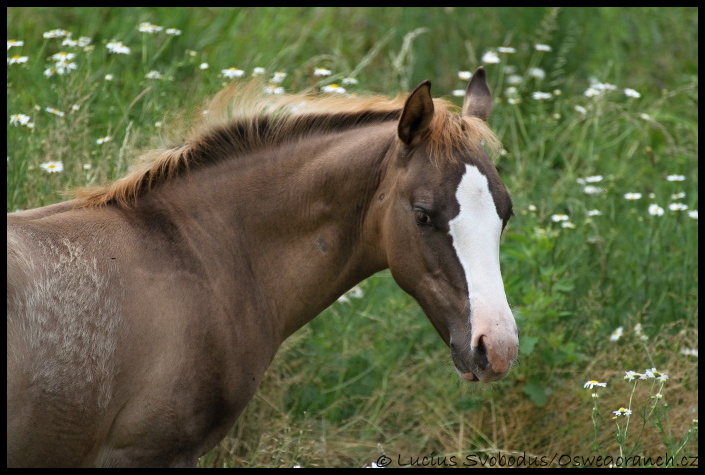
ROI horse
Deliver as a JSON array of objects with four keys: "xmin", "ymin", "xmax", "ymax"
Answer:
[{"xmin": 7, "ymin": 67, "xmax": 518, "ymax": 467}]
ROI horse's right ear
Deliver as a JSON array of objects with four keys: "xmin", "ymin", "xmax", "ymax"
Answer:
[
  {"xmin": 462, "ymin": 67, "xmax": 492, "ymax": 121},
  {"xmin": 398, "ymin": 80, "xmax": 434, "ymax": 146}
]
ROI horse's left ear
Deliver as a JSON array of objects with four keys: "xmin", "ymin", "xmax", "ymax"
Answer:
[
  {"xmin": 398, "ymin": 80, "xmax": 434, "ymax": 146},
  {"xmin": 463, "ymin": 67, "xmax": 492, "ymax": 121}
]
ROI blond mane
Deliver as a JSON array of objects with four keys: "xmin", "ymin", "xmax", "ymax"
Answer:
[{"xmin": 74, "ymin": 80, "xmax": 501, "ymax": 208}]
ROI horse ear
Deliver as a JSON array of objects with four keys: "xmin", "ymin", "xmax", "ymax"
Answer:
[
  {"xmin": 398, "ymin": 80, "xmax": 434, "ymax": 146},
  {"xmin": 462, "ymin": 67, "xmax": 492, "ymax": 121}
]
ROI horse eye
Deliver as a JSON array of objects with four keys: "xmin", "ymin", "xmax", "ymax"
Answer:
[{"xmin": 415, "ymin": 209, "xmax": 432, "ymax": 225}]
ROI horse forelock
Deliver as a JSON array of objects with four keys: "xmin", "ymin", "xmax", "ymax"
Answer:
[
  {"xmin": 426, "ymin": 110, "xmax": 502, "ymax": 169},
  {"xmin": 73, "ymin": 80, "xmax": 500, "ymax": 208}
]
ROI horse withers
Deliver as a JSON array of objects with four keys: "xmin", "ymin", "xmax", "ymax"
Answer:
[{"xmin": 7, "ymin": 67, "xmax": 518, "ymax": 467}]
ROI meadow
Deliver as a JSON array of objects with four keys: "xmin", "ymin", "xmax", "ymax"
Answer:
[{"xmin": 7, "ymin": 7, "xmax": 698, "ymax": 468}]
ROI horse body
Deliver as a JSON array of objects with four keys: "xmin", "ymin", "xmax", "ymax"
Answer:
[{"xmin": 7, "ymin": 68, "xmax": 518, "ymax": 467}]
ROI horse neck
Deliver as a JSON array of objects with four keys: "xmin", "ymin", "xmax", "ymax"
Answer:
[{"xmin": 143, "ymin": 123, "xmax": 395, "ymax": 342}]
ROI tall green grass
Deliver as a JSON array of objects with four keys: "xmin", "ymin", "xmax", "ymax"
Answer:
[{"xmin": 7, "ymin": 7, "xmax": 697, "ymax": 468}]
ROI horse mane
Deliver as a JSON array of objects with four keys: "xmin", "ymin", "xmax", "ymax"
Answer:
[{"xmin": 74, "ymin": 80, "xmax": 501, "ymax": 208}]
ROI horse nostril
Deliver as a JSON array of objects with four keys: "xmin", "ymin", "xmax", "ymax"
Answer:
[{"xmin": 474, "ymin": 335, "xmax": 490, "ymax": 371}]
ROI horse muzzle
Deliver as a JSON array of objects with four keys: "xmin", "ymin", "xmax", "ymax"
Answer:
[{"xmin": 450, "ymin": 329, "xmax": 518, "ymax": 383}]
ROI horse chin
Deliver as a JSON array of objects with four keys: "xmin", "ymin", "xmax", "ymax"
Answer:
[
  {"xmin": 451, "ymin": 351, "xmax": 510, "ymax": 383},
  {"xmin": 457, "ymin": 370, "xmax": 478, "ymax": 382}
]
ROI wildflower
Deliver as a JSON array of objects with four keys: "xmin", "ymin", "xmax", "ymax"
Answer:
[
  {"xmin": 535, "ymin": 43, "xmax": 552, "ymax": 52},
  {"xmin": 105, "ymin": 74, "xmax": 114, "ymax": 81},
  {"xmin": 271, "ymin": 71, "xmax": 287, "ymax": 83},
  {"xmin": 639, "ymin": 113, "xmax": 652, "ymax": 121},
  {"xmin": 497, "ymin": 46, "xmax": 516, "ymax": 53},
  {"xmin": 341, "ymin": 77, "xmax": 358, "ymax": 85},
  {"xmin": 43, "ymin": 29, "xmax": 70, "ymax": 39},
  {"xmin": 584, "ymin": 175, "xmax": 603, "ymax": 183},
  {"xmin": 44, "ymin": 107, "xmax": 65, "ymax": 117},
  {"xmin": 40, "ymin": 161, "xmax": 64, "ymax": 173},
  {"xmin": 574, "ymin": 105, "xmax": 587, "ymax": 115},
  {"xmin": 506, "ymin": 74, "xmax": 523, "ymax": 85},
  {"xmin": 560, "ymin": 221, "xmax": 575, "ymax": 229},
  {"xmin": 680, "ymin": 348, "xmax": 698, "ymax": 357},
  {"xmin": 624, "ymin": 88, "xmax": 641, "ymax": 98},
  {"xmin": 665, "ymin": 174, "xmax": 686, "ymax": 181},
  {"xmin": 624, "ymin": 371, "xmax": 641, "ymax": 381},
  {"xmin": 527, "ymin": 67, "xmax": 545, "ymax": 80},
  {"xmin": 10, "ymin": 114, "xmax": 32, "ymax": 126},
  {"xmin": 106, "ymin": 41, "xmax": 130, "ymax": 54},
  {"xmin": 527, "ymin": 204, "xmax": 537, "ymax": 212},
  {"xmin": 584, "ymin": 80, "xmax": 617, "ymax": 98},
  {"xmin": 668, "ymin": 203, "xmax": 688, "ymax": 211},
  {"xmin": 252, "ymin": 67, "xmax": 265, "ymax": 76},
  {"xmin": 612, "ymin": 407, "xmax": 632, "ymax": 417},
  {"xmin": 7, "ymin": 55, "xmax": 29, "ymax": 64},
  {"xmin": 338, "ymin": 285, "xmax": 364, "ymax": 303},
  {"xmin": 313, "ymin": 67, "xmax": 332, "ymax": 76},
  {"xmin": 47, "ymin": 53, "xmax": 79, "ymax": 76},
  {"xmin": 347, "ymin": 285, "xmax": 364, "ymax": 299},
  {"xmin": 671, "ymin": 192, "xmax": 686, "ymax": 200},
  {"xmin": 7, "ymin": 39, "xmax": 24, "ymax": 50},
  {"xmin": 458, "ymin": 70, "xmax": 472, "ymax": 80},
  {"xmin": 591, "ymin": 393, "xmax": 600, "ymax": 398},
  {"xmin": 623, "ymin": 192, "xmax": 642, "ymax": 200},
  {"xmin": 504, "ymin": 87, "xmax": 519, "ymax": 99},
  {"xmin": 53, "ymin": 65, "xmax": 76, "ymax": 76},
  {"xmin": 587, "ymin": 209, "xmax": 602, "ymax": 216},
  {"xmin": 321, "ymin": 84, "xmax": 346, "ymax": 94},
  {"xmin": 687, "ymin": 210, "xmax": 698, "ymax": 220},
  {"xmin": 62, "ymin": 37, "xmax": 79, "ymax": 47},
  {"xmin": 633, "ymin": 323, "xmax": 648, "ymax": 341},
  {"xmin": 644, "ymin": 367, "xmax": 667, "ymax": 380},
  {"xmin": 145, "ymin": 70, "xmax": 162, "ymax": 79},
  {"xmin": 51, "ymin": 51, "xmax": 76, "ymax": 63},
  {"xmin": 584, "ymin": 186, "xmax": 605, "ymax": 196},
  {"xmin": 584, "ymin": 380, "xmax": 607, "ymax": 389},
  {"xmin": 77, "ymin": 37, "xmax": 92, "ymax": 47},
  {"xmin": 221, "ymin": 67, "xmax": 245, "ymax": 79},
  {"xmin": 507, "ymin": 97, "xmax": 521, "ymax": 105},
  {"xmin": 648, "ymin": 204, "xmax": 664, "ymax": 216},
  {"xmin": 264, "ymin": 85, "xmax": 284, "ymax": 95},
  {"xmin": 481, "ymin": 51, "xmax": 500, "ymax": 64},
  {"xmin": 199, "ymin": 63, "xmax": 209, "ymax": 70},
  {"xmin": 551, "ymin": 214, "xmax": 569, "ymax": 222},
  {"xmin": 532, "ymin": 91, "xmax": 552, "ymax": 100},
  {"xmin": 452, "ymin": 89, "xmax": 465, "ymax": 97},
  {"xmin": 96, "ymin": 136, "xmax": 112, "ymax": 145},
  {"xmin": 165, "ymin": 28, "xmax": 182, "ymax": 36},
  {"xmin": 609, "ymin": 326, "xmax": 623, "ymax": 341},
  {"xmin": 83, "ymin": 163, "xmax": 92, "ymax": 170},
  {"xmin": 138, "ymin": 22, "xmax": 163, "ymax": 34}
]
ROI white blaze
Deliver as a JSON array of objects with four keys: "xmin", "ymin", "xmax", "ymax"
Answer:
[{"xmin": 448, "ymin": 164, "xmax": 515, "ymax": 352}]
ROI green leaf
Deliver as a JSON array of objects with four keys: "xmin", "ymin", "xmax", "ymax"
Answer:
[
  {"xmin": 519, "ymin": 335, "xmax": 540, "ymax": 355},
  {"xmin": 522, "ymin": 382, "xmax": 547, "ymax": 407}
]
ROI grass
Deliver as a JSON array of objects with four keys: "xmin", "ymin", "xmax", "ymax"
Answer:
[{"xmin": 7, "ymin": 7, "xmax": 698, "ymax": 468}]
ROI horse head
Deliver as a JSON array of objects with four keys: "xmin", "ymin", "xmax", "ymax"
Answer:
[{"xmin": 381, "ymin": 67, "xmax": 518, "ymax": 382}]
